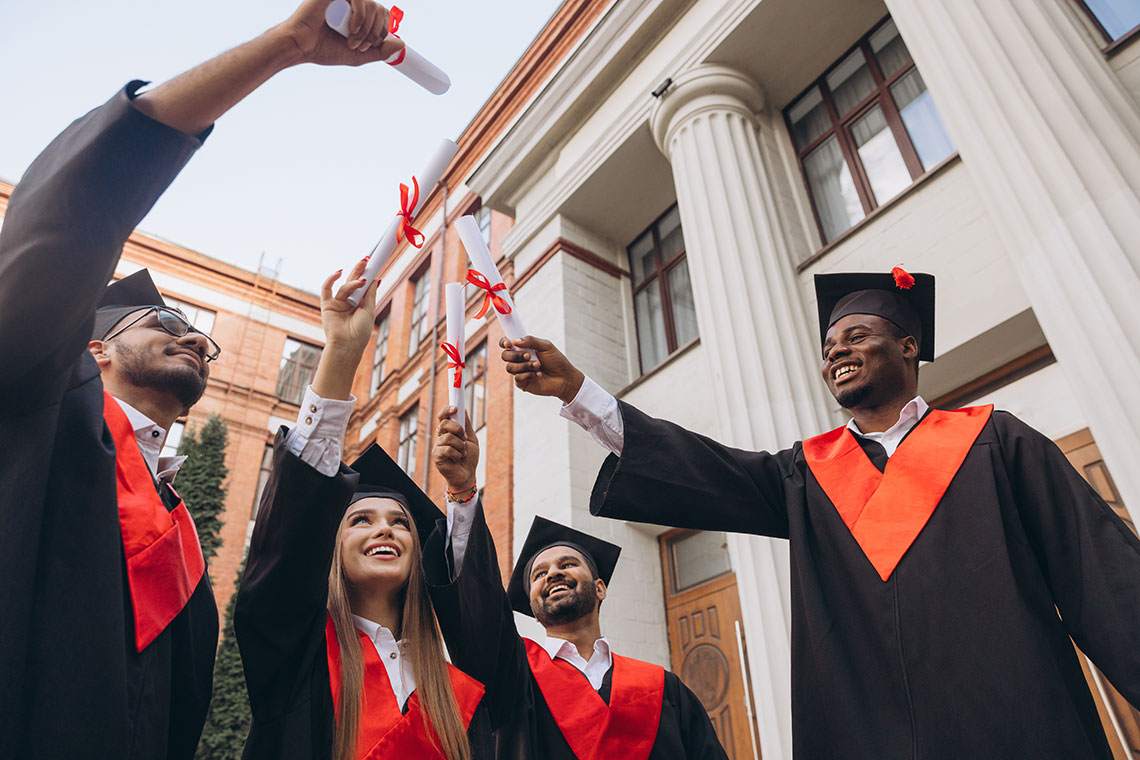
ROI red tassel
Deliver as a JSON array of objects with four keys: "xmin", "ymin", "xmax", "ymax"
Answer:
[{"xmin": 892, "ymin": 266, "xmax": 915, "ymax": 290}]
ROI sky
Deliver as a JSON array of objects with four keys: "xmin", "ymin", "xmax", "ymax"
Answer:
[{"xmin": 0, "ymin": 0, "xmax": 561, "ymax": 291}]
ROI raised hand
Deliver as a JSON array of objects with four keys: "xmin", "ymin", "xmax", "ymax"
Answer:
[
  {"xmin": 310, "ymin": 258, "xmax": 377, "ymax": 400},
  {"xmin": 433, "ymin": 407, "xmax": 479, "ymax": 494},
  {"xmin": 499, "ymin": 336, "xmax": 584, "ymax": 404},
  {"xmin": 277, "ymin": 0, "xmax": 405, "ymax": 66}
]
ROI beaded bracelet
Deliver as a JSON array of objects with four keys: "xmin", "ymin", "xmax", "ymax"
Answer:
[{"xmin": 447, "ymin": 483, "xmax": 478, "ymax": 503}]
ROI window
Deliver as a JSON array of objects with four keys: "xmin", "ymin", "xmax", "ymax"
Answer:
[
  {"xmin": 372, "ymin": 312, "xmax": 391, "ymax": 390},
  {"xmin": 276, "ymin": 338, "xmax": 321, "ymax": 405},
  {"xmin": 664, "ymin": 530, "xmax": 732, "ymax": 593},
  {"xmin": 164, "ymin": 297, "xmax": 216, "ymax": 335},
  {"xmin": 161, "ymin": 421, "xmax": 185, "ymax": 459},
  {"xmin": 628, "ymin": 205, "xmax": 699, "ymax": 374},
  {"xmin": 464, "ymin": 342, "xmax": 489, "ymax": 431},
  {"xmin": 251, "ymin": 444, "xmax": 274, "ymax": 519},
  {"xmin": 398, "ymin": 406, "xmax": 419, "ymax": 476},
  {"xmin": 476, "ymin": 205, "xmax": 492, "ymax": 245},
  {"xmin": 785, "ymin": 18, "xmax": 955, "ymax": 245},
  {"xmin": 1077, "ymin": 0, "xmax": 1140, "ymax": 41},
  {"xmin": 408, "ymin": 269, "xmax": 431, "ymax": 357}
]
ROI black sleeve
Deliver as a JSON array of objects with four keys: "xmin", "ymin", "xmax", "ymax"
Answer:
[
  {"xmin": 666, "ymin": 673, "xmax": 731, "ymax": 760},
  {"xmin": 0, "ymin": 82, "xmax": 208, "ymax": 403},
  {"xmin": 234, "ymin": 429, "xmax": 359, "ymax": 722},
  {"xmin": 996, "ymin": 412, "xmax": 1140, "ymax": 706},
  {"xmin": 422, "ymin": 498, "xmax": 530, "ymax": 730},
  {"xmin": 590, "ymin": 400, "xmax": 795, "ymax": 538}
]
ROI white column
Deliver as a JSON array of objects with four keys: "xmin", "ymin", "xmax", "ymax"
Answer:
[
  {"xmin": 883, "ymin": 0, "xmax": 1140, "ymax": 512},
  {"xmin": 650, "ymin": 64, "xmax": 835, "ymax": 760}
]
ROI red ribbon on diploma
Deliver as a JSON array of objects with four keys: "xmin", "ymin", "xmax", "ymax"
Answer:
[
  {"xmin": 467, "ymin": 269, "xmax": 513, "ymax": 319},
  {"xmin": 396, "ymin": 177, "xmax": 424, "ymax": 248},
  {"xmin": 387, "ymin": 6, "xmax": 408, "ymax": 66},
  {"xmin": 441, "ymin": 342, "xmax": 465, "ymax": 388}
]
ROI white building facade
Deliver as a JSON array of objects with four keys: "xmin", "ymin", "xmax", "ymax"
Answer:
[{"xmin": 467, "ymin": 0, "xmax": 1140, "ymax": 757}]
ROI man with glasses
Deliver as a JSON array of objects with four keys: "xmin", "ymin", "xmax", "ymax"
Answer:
[{"xmin": 0, "ymin": 1, "xmax": 402, "ymax": 757}]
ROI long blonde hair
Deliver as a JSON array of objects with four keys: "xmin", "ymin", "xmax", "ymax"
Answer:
[{"xmin": 327, "ymin": 504, "xmax": 472, "ymax": 760}]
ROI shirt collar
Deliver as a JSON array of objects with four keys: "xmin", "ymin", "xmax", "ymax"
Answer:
[
  {"xmin": 543, "ymin": 634, "xmax": 610, "ymax": 661},
  {"xmin": 846, "ymin": 396, "xmax": 928, "ymax": 438},
  {"xmin": 112, "ymin": 396, "xmax": 187, "ymax": 482},
  {"xmin": 352, "ymin": 615, "xmax": 406, "ymax": 650}
]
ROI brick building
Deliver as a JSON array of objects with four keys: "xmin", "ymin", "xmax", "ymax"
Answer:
[{"xmin": 0, "ymin": 179, "xmax": 326, "ymax": 614}]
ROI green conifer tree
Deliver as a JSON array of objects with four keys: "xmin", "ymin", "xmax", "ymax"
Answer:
[
  {"xmin": 176, "ymin": 415, "xmax": 228, "ymax": 561},
  {"xmin": 195, "ymin": 559, "xmax": 252, "ymax": 760}
]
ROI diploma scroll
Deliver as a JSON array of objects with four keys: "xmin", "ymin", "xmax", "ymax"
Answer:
[
  {"xmin": 454, "ymin": 215, "xmax": 528, "ymax": 345},
  {"xmin": 442, "ymin": 283, "xmax": 465, "ymax": 425},
  {"xmin": 325, "ymin": 0, "xmax": 451, "ymax": 94},
  {"xmin": 347, "ymin": 138, "xmax": 459, "ymax": 308}
]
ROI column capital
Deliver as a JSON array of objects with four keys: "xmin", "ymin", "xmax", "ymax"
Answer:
[{"xmin": 649, "ymin": 64, "xmax": 765, "ymax": 156}]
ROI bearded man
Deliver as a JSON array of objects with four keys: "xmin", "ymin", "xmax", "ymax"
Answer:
[{"xmin": 427, "ymin": 410, "xmax": 729, "ymax": 759}]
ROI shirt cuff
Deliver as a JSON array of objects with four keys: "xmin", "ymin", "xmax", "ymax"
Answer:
[
  {"xmin": 559, "ymin": 375, "xmax": 624, "ymax": 456},
  {"xmin": 285, "ymin": 386, "xmax": 356, "ymax": 477},
  {"xmin": 445, "ymin": 497, "xmax": 478, "ymax": 571}
]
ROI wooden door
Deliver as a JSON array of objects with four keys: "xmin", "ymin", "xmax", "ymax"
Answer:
[
  {"xmin": 661, "ymin": 530, "xmax": 760, "ymax": 759},
  {"xmin": 1057, "ymin": 429, "xmax": 1140, "ymax": 759}
]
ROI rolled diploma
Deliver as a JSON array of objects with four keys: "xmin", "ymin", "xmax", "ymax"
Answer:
[
  {"xmin": 455, "ymin": 215, "xmax": 528, "ymax": 345},
  {"xmin": 444, "ymin": 283, "xmax": 465, "ymax": 425},
  {"xmin": 325, "ymin": 0, "xmax": 451, "ymax": 94},
  {"xmin": 347, "ymin": 138, "xmax": 459, "ymax": 308}
]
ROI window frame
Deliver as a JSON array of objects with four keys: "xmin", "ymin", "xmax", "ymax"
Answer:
[
  {"xmin": 476, "ymin": 204, "xmax": 492, "ymax": 245},
  {"xmin": 1072, "ymin": 0, "xmax": 1140, "ymax": 45},
  {"xmin": 407, "ymin": 266, "xmax": 432, "ymax": 358},
  {"xmin": 276, "ymin": 337, "xmax": 322, "ymax": 405},
  {"xmin": 464, "ymin": 341, "xmax": 489, "ymax": 431},
  {"xmin": 397, "ymin": 405, "xmax": 420, "ymax": 477},
  {"xmin": 372, "ymin": 310, "xmax": 391, "ymax": 390},
  {"xmin": 627, "ymin": 204, "xmax": 694, "ymax": 375},
  {"xmin": 784, "ymin": 16, "xmax": 940, "ymax": 245}
]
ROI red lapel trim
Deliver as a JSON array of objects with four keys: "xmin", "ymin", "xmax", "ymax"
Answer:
[
  {"xmin": 104, "ymin": 392, "xmax": 206, "ymax": 651},
  {"xmin": 524, "ymin": 638, "xmax": 663, "ymax": 760},
  {"xmin": 326, "ymin": 616, "xmax": 484, "ymax": 759},
  {"xmin": 803, "ymin": 405, "xmax": 993, "ymax": 581}
]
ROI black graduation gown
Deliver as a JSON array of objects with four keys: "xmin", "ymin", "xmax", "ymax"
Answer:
[
  {"xmin": 235, "ymin": 434, "xmax": 493, "ymax": 760},
  {"xmin": 589, "ymin": 400, "xmax": 1140, "ymax": 760},
  {"xmin": 423, "ymin": 499, "xmax": 729, "ymax": 759},
  {"xmin": 0, "ymin": 83, "xmax": 218, "ymax": 759}
]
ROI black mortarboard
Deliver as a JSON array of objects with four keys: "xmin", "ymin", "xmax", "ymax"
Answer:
[
  {"xmin": 347, "ymin": 444, "xmax": 444, "ymax": 546},
  {"xmin": 814, "ymin": 268, "xmax": 936, "ymax": 362},
  {"xmin": 506, "ymin": 516, "xmax": 621, "ymax": 618},
  {"xmin": 92, "ymin": 270, "xmax": 169, "ymax": 341}
]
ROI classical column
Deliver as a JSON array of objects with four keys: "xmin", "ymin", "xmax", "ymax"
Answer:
[
  {"xmin": 884, "ymin": 0, "xmax": 1140, "ymax": 511},
  {"xmin": 650, "ymin": 64, "xmax": 835, "ymax": 760}
]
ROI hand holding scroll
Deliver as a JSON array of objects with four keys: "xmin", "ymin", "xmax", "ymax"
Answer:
[
  {"xmin": 499, "ymin": 336, "xmax": 584, "ymax": 404},
  {"xmin": 433, "ymin": 407, "xmax": 479, "ymax": 494}
]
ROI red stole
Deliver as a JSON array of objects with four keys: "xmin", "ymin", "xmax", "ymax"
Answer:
[
  {"xmin": 524, "ymin": 637, "xmax": 663, "ymax": 760},
  {"xmin": 803, "ymin": 405, "xmax": 992, "ymax": 581},
  {"xmin": 325, "ymin": 616, "xmax": 484, "ymax": 759},
  {"xmin": 103, "ymin": 392, "xmax": 206, "ymax": 651}
]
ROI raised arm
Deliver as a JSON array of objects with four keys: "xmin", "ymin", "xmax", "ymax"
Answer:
[
  {"xmin": 235, "ymin": 264, "xmax": 376, "ymax": 719},
  {"xmin": 500, "ymin": 336, "xmax": 794, "ymax": 537},
  {"xmin": 425, "ymin": 410, "xmax": 531, "ymax": 729},
  {"xmin": 0, "ymin": 0, "xmax": 401, "ymax": 400}
]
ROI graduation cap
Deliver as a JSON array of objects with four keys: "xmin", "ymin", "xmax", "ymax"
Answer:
[
  {"xmin": 92, "ymin": 270, "xmax": 169, "ymax": 341},
  {"xmin": 506, "ymin": 516, "xmax": 621, "ymax": 618},
  {"xmin": 347, "ymin": 443, "xmax": 445, "ymax": 546},
  {"xmin": 814, "ymin": 267, "xmax": 936, "ymax": 362}
]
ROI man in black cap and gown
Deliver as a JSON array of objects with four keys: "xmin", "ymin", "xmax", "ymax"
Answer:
[
  {"xmin": 0, "ymin": 2, "xmax": 403, "ymax": 757},
  {"xmin": 499, "ymin": 268, "xmax": 1140, "ymax": 759},
  {"xmin": 429, "ymin": 411, "xmax": 729, "ymax": 759}
]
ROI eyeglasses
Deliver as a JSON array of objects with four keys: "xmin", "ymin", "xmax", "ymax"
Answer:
[{"xmin": 102, "ymin": 306, "xmax": 222, "ymax": 362}]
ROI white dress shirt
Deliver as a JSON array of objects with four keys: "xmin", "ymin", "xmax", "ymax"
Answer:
[
  {"xmin": 352, "ymin": 615, "xmax": 415, "ymax": 710},
  {"xmin": 113, "ymin": 397, "xmax": 188, "ymax": 483},
  {"xmin": 543, "ymin": 635, "xmax": 613, "ymax": 691},
  {"xmin": 559, "ymin": 375, "xmax": 929, "ymax": 460}
]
